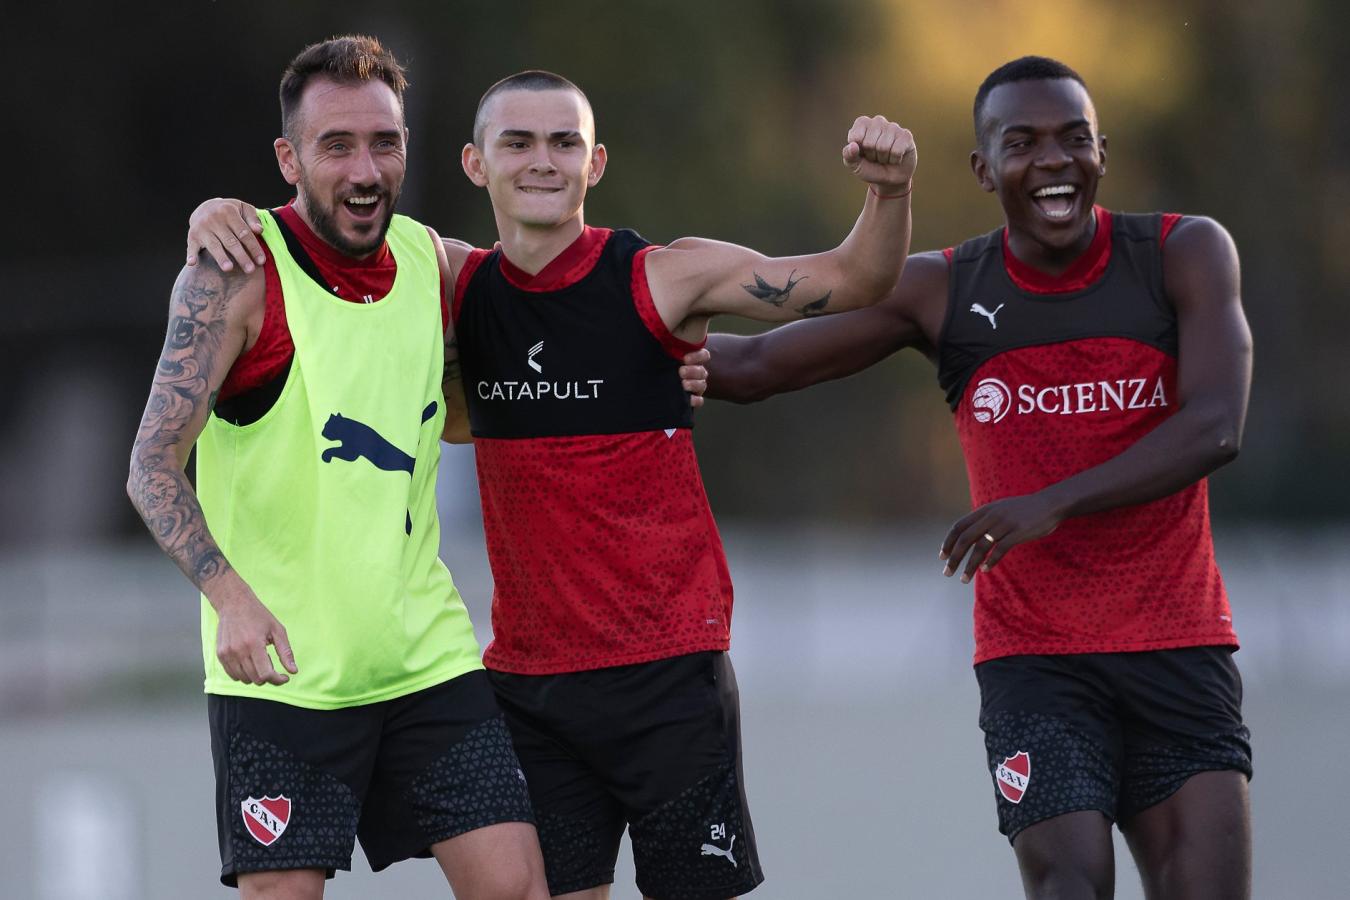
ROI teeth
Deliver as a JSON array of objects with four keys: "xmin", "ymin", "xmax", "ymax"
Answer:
[
  {"xmin": 346, "ymin": 196, "xmax": 378, "ymax": 205},
  {"xmin": 1033, "ymin": 185, "xmax": 1076, "ymax": 197}
]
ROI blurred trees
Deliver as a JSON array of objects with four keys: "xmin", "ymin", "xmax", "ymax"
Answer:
[{"xmin": 1, "ymin": 0, "xmax": 1344, "ymax": 543}]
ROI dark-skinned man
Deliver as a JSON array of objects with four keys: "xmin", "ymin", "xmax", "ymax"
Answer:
[{"xmin": 699, "ymin": 57, "xmax": 1253, "ymax": 900}]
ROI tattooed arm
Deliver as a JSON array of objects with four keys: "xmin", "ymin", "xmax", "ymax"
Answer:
[
  {"xmin": 643, "ymin": 115, "xmax": 917, "ymax": 344},
  {"xmin": 127, "ymin": 257, "xmax": 298, "ymax": 686}
]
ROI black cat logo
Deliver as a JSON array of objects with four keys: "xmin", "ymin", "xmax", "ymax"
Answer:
[{"xmin": 320, "ymin": 402, "xmax": 437, "ymax": 534}]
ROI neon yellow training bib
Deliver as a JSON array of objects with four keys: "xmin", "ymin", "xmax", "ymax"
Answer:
[{"xmin": 195, "ymin": 209, "xmax": 481, "ymax": 708}]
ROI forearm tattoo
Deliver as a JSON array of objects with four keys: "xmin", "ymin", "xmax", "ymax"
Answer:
[
  {"xmin": 128, "ymin": 259, "xmax": 242, "ymax": 590},
  {"xmin": 741, "ymin": 268, "xmax": 832, "ymax": 317}
]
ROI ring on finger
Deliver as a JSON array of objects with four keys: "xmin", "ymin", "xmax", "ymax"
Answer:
[{"xmin": 983, "ymin": 532, "xmax": 997, "ymax": 544}]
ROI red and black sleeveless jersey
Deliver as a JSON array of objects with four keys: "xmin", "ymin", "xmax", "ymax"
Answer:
[
  {"xmin": 939, "ymin": 209, "xmax": 1237, "ymax": 664},
  {"xmin": 454, "ymin": 227, "xmax": 734, "ymax": 674}
]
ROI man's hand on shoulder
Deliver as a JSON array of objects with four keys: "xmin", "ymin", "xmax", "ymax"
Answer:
[{"xmin": 187, "ymin": 199, "xmax": 265, "ymax": 273}]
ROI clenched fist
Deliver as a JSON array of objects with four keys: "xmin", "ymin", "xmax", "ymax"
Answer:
[{"xmin": 842, "ymin": 115, "xmax": 917, "ymax": 196}]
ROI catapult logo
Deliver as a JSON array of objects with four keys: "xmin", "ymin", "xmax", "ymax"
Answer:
[{"xmin": 476, "ymin": 339, "xmax": 606, "ymax": 402}]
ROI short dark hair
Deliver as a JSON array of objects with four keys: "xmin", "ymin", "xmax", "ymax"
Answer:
[
  {"xmin": 279, "ymin": 35, "xmax": 409, "ymax": 140},
  {"xmin": 973, "ymin": 56, "xmax": 1087, "ymax": 145},
  {"xmin": 473, "ymin": 70, "xmax": 590, "ymax": 145}
]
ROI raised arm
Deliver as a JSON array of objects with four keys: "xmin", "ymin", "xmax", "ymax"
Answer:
[
  {"xmin": 127, "ymin": 258, "xmax": 298, "ymax": 685},
  {"xmin": 645, "ymin": 115, "xmax": 917, "ymax": 341},
  {"xmin": 703, "ymin": 251, "xmax": 948, "ymax": 403},
  {"xmin": 942, "ymin": 216, "xmax": 1253, "ymax": 581}
]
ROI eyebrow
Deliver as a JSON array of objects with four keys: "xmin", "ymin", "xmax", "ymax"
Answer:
[
  {"xmin": 1001, "ymin": 117, "xmax": 1091, "ymax": 137},
  {"xmin": 497, "ymin": 129, "xmax": 584, "ymax": 141},
  {"xmin": 315, "ymin": 128, "xmax": 404, "ymax": 143}
]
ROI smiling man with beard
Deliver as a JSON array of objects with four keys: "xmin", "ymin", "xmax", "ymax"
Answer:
[
  {"xmin": 695, "ymin": 56, "xmax": 1255, "ymax": 900},
  {"xmin": 129, "ymin": 36, "xmax": 549, "ymax": 898}
]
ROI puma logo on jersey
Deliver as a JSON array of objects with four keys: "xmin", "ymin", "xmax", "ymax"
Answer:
[
  {"xmin": 320, "ymin": 402, "xmax": 437, "ymax": 534},
  {"xmin": 321, "ymin": 413, "xmax": 416, "ymax": 475},
  {"xmin": 700, "ymin": 833, "xmax": 737, "ymax": 867},
  {"xmin": 971, "ymin": 302, "xmax": 1005, "ymax": 329},
  {"xmin": 527, "ymin": 341, "xmax": 544, "ymax": 373}
]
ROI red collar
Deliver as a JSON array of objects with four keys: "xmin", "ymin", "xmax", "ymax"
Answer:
[
  {"xmin": 278, "ymin": 200, "xmax": 392, "ymax": 270},
  {"xmin": 1002, "ymin": 206, "xmax": 1112, "ymax": 294},
  {"xmin": 498, "ymin": 226, "xmax": 613, "ymax": 292}
]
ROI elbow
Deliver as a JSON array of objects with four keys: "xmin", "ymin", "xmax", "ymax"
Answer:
[
  {"xmin": 708, "ymin": 369, "xmax": 774, "ymax": 405},
  {"xmin": 126, "ymin": 453, "xmax": 145, "ymax": 513},
  {"xmin": 1198, "ymin": 414, "xmax": 1243, "ymax": 471},
  {"xmin": 854, "ymin": 269, "xmax": 899, "ymax": 310},
  {"xmin": 442, "ymin": 425, "xmax": 473, "ymax": 445},
  {"xmin": 1213, "ymin": 433, "xmax": 1241, "ymax": 468}
]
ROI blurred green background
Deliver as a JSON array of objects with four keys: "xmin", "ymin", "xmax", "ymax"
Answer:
[{"xmin": 4, "ymin": 0, "xmax": 1346, "ymax": 545}]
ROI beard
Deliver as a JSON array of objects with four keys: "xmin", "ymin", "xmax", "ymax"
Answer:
[{"xmin": 297, "ymin": 170, "xmax": 399, "ymax": 258}]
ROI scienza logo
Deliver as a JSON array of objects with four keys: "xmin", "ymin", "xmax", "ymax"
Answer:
[
  {"xmin": 970, "ymin": 375, "xmax": 1169, "ymax": 424},
  {"xmin": 241, "ymin": 795, "xmax": 291, "ymax": 846}
]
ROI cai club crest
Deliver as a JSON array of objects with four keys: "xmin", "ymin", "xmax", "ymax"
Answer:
[
  {"xmin": 995, "ymin": 751, "xmax": 1031, "ymax": 804},
  {"xmin": 241, "ymin": 795, "xmax": 291, "ymax": 846}
]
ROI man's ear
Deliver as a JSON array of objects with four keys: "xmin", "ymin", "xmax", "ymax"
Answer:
[
  {"xmin": 1098, "ymin": 134, "xmax": 1108, "ymax": 177},
  {"xmin": 461, "ymin": 143, "xmax": 489, "ymax": 187},
  {"xmin": 970, "ymin": 148, "xmax": 996, "ymax": 194},
  {"xmin": 275, "ymin": 138, "xmax": 301, "ymax": 186},
  {"xmin": 587, "ymin": 143, "xmax": 607, "ymax": 187}
]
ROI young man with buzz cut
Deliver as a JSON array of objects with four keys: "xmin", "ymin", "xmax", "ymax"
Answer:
[
  {"xmin": 191, "ymin": 67, "xmax": 917, "ymax": 899},
  {"xmin": 130, "ymin": 36, "xmax": 549, "ymax": 898},
  {"xmin": 696, "ymin": 56, "xmax": 1254, "ymax": 900}
]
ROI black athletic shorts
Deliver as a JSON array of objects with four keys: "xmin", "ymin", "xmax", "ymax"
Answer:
[
  {"xmin": 207, "ymin": 670, "xmax": 535, "ymax": 886},
  {"xmin": 975, "ymin": 645, "xmax": 1253, "ymax": 843},
  {"xmin": 489, "ymin": 651, "xmax": 764, "ymax": 900}
]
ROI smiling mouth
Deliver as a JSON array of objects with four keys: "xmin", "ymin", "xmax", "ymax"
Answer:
[
  {"xmin": 517, "ymin": 186, "xmax": 562, "ymax": 194},
  {"xmin": 342, "ymin": 194, "xmax": 382, "ymax": 220},
  {"xmin": 1031, "ymin": 184, "xmax": 1077, "ymax": 219}
]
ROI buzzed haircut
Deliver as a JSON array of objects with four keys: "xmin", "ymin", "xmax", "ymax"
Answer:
[
  {"xmin": 973, "ymin": 56, "xmax": 1087, "ymax": 145},
  {"xmin": 473, "ymin": 70, "xmax": 591, "ymax": 146},
  {"xmin": 280, "ymin": 35, "xmax": 409, "ymax": 140}
]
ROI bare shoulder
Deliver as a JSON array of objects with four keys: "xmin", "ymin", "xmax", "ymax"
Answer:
[
  {"xmin": 426, "ymin": 226, "xmax": 475, "ymax": 282},
  {"xmin": 175, "ymin": 252, "xmax": 264, "ymax": 322},
  {"xmin": 885, "ymin": 249, "xmax": 949, "ymax": 328},
  {"xmin": 1163, "ymin": 216, "xmax": 1240, "ymax": 309},
  {"xmin": 1166, "ymin": 215, "xmax": 1238, "ymax": 262},
  {"xmin": 896, "ymin": 250, "xmax": 950, "ymax": 296}
]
